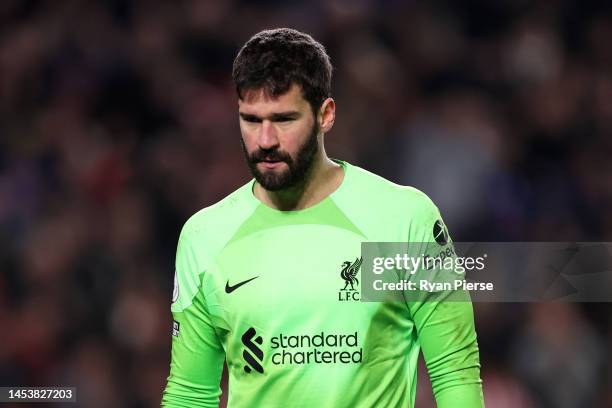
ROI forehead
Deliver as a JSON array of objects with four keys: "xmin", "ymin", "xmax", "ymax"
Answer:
[{"xmin": 238, "ymin": 84, "xmax": 310, "ymax": 114}]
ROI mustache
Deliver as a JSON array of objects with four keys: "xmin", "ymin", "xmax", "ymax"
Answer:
[{"xmin": 250, "ymin": 149, "xmax": 292, "ymax": 163}]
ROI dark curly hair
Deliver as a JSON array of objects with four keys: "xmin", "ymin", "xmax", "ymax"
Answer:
[{"xmin": 232, "ymin": 28, "xmax": 332, "ymax": 115}]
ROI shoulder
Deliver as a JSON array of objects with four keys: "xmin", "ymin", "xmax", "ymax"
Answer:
[
  {"xmin": 346, "ymin": 163, "xmax": 439, "ymax": 219},
  {"xmin": 179, "ymin": 180, "xmax": 257, "ymax": 245},
  {"xmin": 332, "ymin": 162, "xmax": 442, "ymax": 240}
]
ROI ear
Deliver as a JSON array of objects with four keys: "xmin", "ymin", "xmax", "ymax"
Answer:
[{"xmin": 318, "ymin": 97, "xmax": 336, "ymax": 133}]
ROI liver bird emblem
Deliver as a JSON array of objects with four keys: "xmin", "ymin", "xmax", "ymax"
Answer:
[{"xmin": 340, "ymin": 257, "xmax": 362, "ymax": 291}]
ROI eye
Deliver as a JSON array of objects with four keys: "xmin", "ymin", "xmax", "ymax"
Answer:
[{"xmin": 275, "ymin": 117, "xmax": 293, "ymax": 122}]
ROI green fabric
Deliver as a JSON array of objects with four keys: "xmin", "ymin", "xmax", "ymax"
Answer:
[{"xmin": 162, "ymin": 160, "xmax": 484, "ymax": 407}]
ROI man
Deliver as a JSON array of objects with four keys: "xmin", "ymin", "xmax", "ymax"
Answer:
[{"xmin": 162, "ymin": 28, "xmax": 484, "ymax": 407}]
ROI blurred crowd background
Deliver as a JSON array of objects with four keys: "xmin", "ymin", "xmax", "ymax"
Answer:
[{"xmin": 1, "ymin": 0, "xmax": 611, "ymax": 407}]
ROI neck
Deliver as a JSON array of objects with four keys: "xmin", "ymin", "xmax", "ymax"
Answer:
[{"xmin": 254, "ymin": 154, "xmax": 344, "ymax": 211}]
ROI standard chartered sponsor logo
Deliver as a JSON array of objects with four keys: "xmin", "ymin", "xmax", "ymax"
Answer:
[
  {"xmin": 270, "ymin": 332, "xmax": 362, "ymax": 365},
  {"xmin": 242, "ymin": 327, "xmax": 264, "ymax": 373}
]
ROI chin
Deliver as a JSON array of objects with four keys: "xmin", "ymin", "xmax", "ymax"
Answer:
[{"xmin": 256, "ymin": 172, "xmax": 294, "ymax": 191}]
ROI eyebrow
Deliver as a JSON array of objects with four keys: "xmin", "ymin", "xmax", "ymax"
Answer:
[{"xmin": 239, "ymin": 111, "xmax": 302, "ymax": 121}]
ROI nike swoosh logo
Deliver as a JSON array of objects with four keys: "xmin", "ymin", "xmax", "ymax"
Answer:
[{"xmin": 225, "ymin": 276, "xmax": 259, "ymax": 294}]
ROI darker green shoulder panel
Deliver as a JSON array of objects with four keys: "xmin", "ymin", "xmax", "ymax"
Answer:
[{"xmin": 180, "ymin": 181, "xmax": 260, "ymax": 254}]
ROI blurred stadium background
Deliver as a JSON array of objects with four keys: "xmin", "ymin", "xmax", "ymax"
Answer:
[{"xmin": 1, "ymin": 0, "xmax": 611, "ymax": 407}]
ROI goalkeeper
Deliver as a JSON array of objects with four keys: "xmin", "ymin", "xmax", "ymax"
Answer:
[{"xmin": 162, "ymin": 28, "xmax": 484, "ymax": 408}]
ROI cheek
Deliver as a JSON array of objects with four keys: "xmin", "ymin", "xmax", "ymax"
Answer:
[
  {"xmin": 239, "ymin": 125, "xmax": 257, "ymax": 149},
  {"xmin": 282, "ymin": 124, "xmax": 313, "ymax": 151}
]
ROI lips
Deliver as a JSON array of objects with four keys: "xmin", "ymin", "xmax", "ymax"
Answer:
[{"xmin": 259, "ymin": 160, "xmax": 283, "ymax": 169}]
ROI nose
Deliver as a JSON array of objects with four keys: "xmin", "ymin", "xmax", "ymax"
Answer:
[{"xmin": 258, "ymin": 120, "xmax": 279, "ymax": 150}]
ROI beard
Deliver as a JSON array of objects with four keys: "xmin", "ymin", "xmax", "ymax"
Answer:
[{"xmin": 241, "ymin": 122, "xmax": 320, "ymax": 191}]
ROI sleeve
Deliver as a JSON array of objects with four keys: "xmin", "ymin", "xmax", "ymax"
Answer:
[
  {"xmin": 406, "ymin": 201, "xmax": 484, "ymax": 407},
  {"xmin": 162, "ymin": 226, "xmax": 226, "ymax": 407}
]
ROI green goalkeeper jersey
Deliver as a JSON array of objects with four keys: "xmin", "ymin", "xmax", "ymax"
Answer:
[{"xmin": 162, "ymin": 160, "xmax": 484, "ymax": 408}]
